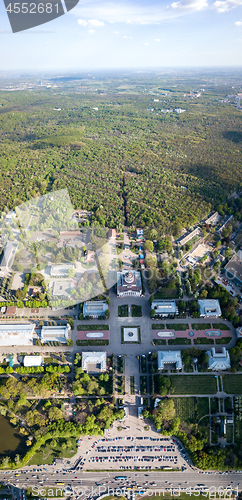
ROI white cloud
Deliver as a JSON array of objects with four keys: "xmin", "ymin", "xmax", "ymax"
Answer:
[
  {"xmin": 235, "ymin": 20, "xmax": 242, "ymax": 24},
  {"xmin": 155, "ymin": 38, "xmax": 161, "ymax": 41},
  {"xmin": 74, "ymin": 1, "xmax": 209, "ymax": 25},
  {"xmin": 144, "ymin": 42, "xmax": 149, "ymax": 45},
  {"xmin": 89, "ymin": 29, "xmax": 95, "ymax": 33},
  {"xmin": 78, "ymin": 19, "xmax": 88, "ymax": 26},
  {"xmin": 170, "ymin": 0, "xmax": 208, "ymax": 10},
  {"xmin": 123, "ymin": 35, "xmax": 133, "ymax": 38},
  {"xmin": 213, "ymin": 0, "xmax": 242, "ymax": 11},
  {"xmin": 88, "ymin": 19, "xmax": 105, "ymax": 26}
]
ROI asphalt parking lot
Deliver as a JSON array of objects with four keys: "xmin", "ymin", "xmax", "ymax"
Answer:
[{"xmin": 77, "ymin": 436, "xmax": 185, "ymax": 471}]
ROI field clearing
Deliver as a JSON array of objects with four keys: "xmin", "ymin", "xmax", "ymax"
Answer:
[{"xmin": 170, "ymin": 375, "xmax": 217, "ymax": 394}]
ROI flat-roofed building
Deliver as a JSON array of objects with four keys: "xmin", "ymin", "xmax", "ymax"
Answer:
[
  {"xmin": 157, "ymin": 350, "xmax": 182, "ymax": 371},
  {"xmin": 216, "ymin": 214, "xmax": 233, "ymax": 234},
  {"xmin": 205, "ymin": 212, "xmax": 219, "ymax": 225},
  {"xmin": 41, "ymin": 325, "xmax": 69, "ymax": 344},
  {"xmin": 82, "ymin": 351, "xmax": 107, "ymax": 372},
  {"xmin": 117, "ymin": 268, "xmax": 142, "ymax": 297},
  {"xmin": 83, "ymin": 301, "xmax": 108, "ymax": 318},
  {"xmin": 52, "ymin": 280, "xmax": 72, "ymax": 297},
  {"xmin": 0, "ymin": 242, "xmax": 18, "ymax": 273},
  {"xmin": 198, "ymin": 299, "xmax": 221, "ymax": 318},
  {"xmin": 50, "ymin": 264, "xmax": 74, "ymax": 277},
  {"xmin": 207, "ymin": 347, "xmax": 231, "ymax": 371},
  {"xmin": 151, "ymin": 300, "xmax": 178, "ymax": 317},
  {"xmin": 178, "ymin": 227, "xmax": 201, "ymax": 247},
  {"xmin": 225, "ymin": 252, "xmax": 242, "ymax": 287},
  {"xmin": 23, "ymin": 355, "xmax": 42, "ymax": 367},
  {"xmin": 0, "ymin": 323, "xmax": 35, "ymax": 346}
]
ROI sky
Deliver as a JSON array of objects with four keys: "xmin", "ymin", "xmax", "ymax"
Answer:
[{"xmin": 0, "ymin": 0, "xmax": 242, "ymax": 70}]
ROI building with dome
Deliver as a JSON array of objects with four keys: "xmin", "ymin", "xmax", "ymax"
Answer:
[{"xmin": 117, "ymin": 268, "xmax": 142, "ymax": 297}]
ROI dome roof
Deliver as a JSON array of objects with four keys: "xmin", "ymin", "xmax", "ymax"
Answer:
[{"xmin": 124, "ymin": 269, "xmax": 135, "ymax": 284}]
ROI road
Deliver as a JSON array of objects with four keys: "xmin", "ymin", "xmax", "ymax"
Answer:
[{"xmin": 3, "ymin": 469, "xmax": 242, "ymax": 495}]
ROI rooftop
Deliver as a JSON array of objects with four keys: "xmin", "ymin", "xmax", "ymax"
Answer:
[
  {"xmin": 225, "ymin": 253, "xmax": 242, "ymax": 284},
  {"xmin": 23, "ymin": 355, "xmax": 42, "ymax": 367},
  {"xmin": 82, "ymin": 351, "xmax": 107, "ymax": 372},
  {"xmin": 151, "ymin": 300, "xmax": 178, "ymax": 316},
  {"xmin": 41, "ymin": 325, "xmax": 69, "ymax": 343},
  {"xmin": 198, "ymin": 299, "xmax": 221, "ymax": 317},
  {"xmin": 157, "ymin": 350, "xmax": 182, "ymax": 371},
  {"xmin": 83, "ymin": 301, "xmax": 108, "ymax": 317},
  {"xmin": 207, "ymin": 347, "xmax": 231, "ymax": 371}
]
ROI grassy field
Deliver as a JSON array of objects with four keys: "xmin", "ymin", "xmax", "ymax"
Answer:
[
  {"xmin": 172, "ymin": 397, "xmax": 196, "ymax": 422},
  {"xmin": 152, "ymin": 324, "xmax": 165, "ymax": 329},
  {"xmin": 223, "ymin": 375, "xmax": 242, "ymax": 394},
  {"xmin": 170, "ymin": 375, "xmax": 217, "ymax": 395},
  {"xmin": 226, "ymin": 424, "xmax": 233, "ymax": 443},
  {"xmin": 28, "ymin": 437, "xmax": 77, "ymax": 465},
  {"xmin": 197, "ymin": 397, "xmax": 210, "ymax": 420},
  {"xmin": 210, "ymin": 397, "xmax": 219, "ymax": 414},
  {"xmin": 154, "ymin": 287, "xmax": 179, "ymax": 299}
]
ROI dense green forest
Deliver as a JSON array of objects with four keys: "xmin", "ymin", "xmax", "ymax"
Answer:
[{"xmin": 0, "ymin": 71, "xmax": 242, "ymax": 234}]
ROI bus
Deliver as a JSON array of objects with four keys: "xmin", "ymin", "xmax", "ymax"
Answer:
[
  {"xmin": 56, "ymin": 483, "xmax": 65, "ymax": 486},
  {"xmin": 115, "ymin": 476, "xmax": 128, "ymax": 480}
]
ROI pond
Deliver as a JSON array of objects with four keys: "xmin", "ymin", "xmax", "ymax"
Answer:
[{"xmin": 0, "ymin": 414, "xmax": 26, "ymax": 458}]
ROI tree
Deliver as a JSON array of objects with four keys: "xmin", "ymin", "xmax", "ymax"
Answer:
[
  {"xmin": 144, "ymin": 240, "xmax": 154, "ymax": 253},
  {"xmin": 48, "ymin": 407, "xmax": 63, "ymax": 421},
  {"xmin": 142, "ymin": 408, "xmax": 150, "ymax": 419},
  {"xmin": 1, "ymin": 456, "xmax": 10, "ymax": 467},
  {"xmin": 68, "ymin": 318, "xmax": 74, "ymax": 330}
]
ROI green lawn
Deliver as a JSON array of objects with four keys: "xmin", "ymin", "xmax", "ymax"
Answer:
[
  {"xmin": 170, "ymin": 375, "xmax": 217, "ymax": 395},
  {"xmin": 167, "ymin": 323, "xmax": 189, "ymax": 331},
  {"xmin": 77, "ymin": 324, "xmax": 109, "ymax": 330},
  {"xmin": 168, "ymin": 338, "xmax": 191, "ymax": 345},
  {"xmin": 191, "ymin": 323, "xmax": 211, "ymax": 330},
  {"xmin": 118, "ymin": 305, "xmax": 129, "ymax": 317},
  {"xmin": 212, "ymin": 323, "xmax": 230, "ymax": 330},
  {"xmin": 194, "ymin": 337, "xmax": 214, "ymax": 344},
  {"xmin": 223, "ymin": 375, "xmax": 242, "ymax": 394},
  {"xmin": 152, "ymin": 324, "xmax": 165, "ymax": 329},
  {"xmin": 131, "ymin": 304, "xmax": 142, "ymax": 317},
  {"xmin": 76, "ymin": 339, "xmax": 109, "ymax": 346},
  {"xmin": 215, "ymin": 337, "xmax": 232, "ymax": 344}
]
